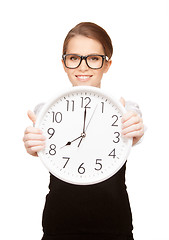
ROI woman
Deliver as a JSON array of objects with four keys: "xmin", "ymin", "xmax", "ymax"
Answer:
[{"xmin": 23, "ymin": 22, "xmax": 144, "ymax": 240}]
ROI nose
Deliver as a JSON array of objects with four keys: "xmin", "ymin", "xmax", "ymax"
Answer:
[{"xmin": 78, "ymin": 58, "xmax": 89, "ymax": 71}]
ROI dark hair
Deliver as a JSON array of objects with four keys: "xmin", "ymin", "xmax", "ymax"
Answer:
[{"xmin": 63, "ymin": 22, "xmax": 113, "ymax": 60}]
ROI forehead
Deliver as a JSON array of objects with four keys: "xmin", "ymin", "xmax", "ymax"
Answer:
[{"xmin": 66, "ymin": 35, "xmax": 105, "ymax": 55}]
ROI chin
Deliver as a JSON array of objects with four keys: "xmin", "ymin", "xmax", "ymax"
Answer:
[
  {"xmin": 73, "ymin": 81, "xmax": 91, "ymax": 87},
  {"xmin": 72, "ymin": 79, "xmax": 100, "ymax": 88}
]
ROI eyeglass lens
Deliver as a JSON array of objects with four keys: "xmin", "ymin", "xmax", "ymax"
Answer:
[{"xmin": 64, "ymin": 55, "xmax": 104, "ymax": 69}]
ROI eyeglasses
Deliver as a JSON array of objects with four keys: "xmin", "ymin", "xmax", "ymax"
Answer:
[{"xmin": 62, "ymin": 54, "xmax": 108, "ymax": 69}]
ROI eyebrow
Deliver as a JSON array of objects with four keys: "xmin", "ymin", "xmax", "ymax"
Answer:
[{"xmin": 65, "ymin": 53, "xmax": 105, "ymax": 56}]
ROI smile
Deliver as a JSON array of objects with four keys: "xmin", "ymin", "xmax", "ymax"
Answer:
[{"xmin": 75, "ymin": 75, "xmax": 93, "ymax": 81}]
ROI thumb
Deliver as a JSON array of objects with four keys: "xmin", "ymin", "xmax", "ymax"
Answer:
[
  {"xmin": 120, "ymin": 97, "xmax": 125, "ymax": 107},
  {"xmin": 27, "ymin": 110, "xmax": 37, "ymax": 124}
]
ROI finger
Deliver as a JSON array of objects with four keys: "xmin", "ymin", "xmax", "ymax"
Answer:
[
  {"xmin": 122, "ymin": 116, "xmax": 142, "ymax": 130},
  {"xmin": 122, "ymin": 128, "xmax": 144, "ymax": 139},
  {"xmin": 122, "ymin": 122, "xmax": 143, "ymax": 136},
  {"xmin": 24, "ymin": 140, "xmax": 46, "ymax": 149},
  {"xmin": 26, "ymin": 148, "xmax": 38, "ymax": 157},
  {"xmin": 23, "ymin": 133, "xmax": 46, "ymax": 142},
  {"xmin": 121, "ymin": 111, "xmax": 139, "ymax": 124},
  {"xmin": 24, "ymin": 126, "xmax": 43, "ymax": 135},
  {"xmin": 26, "ymin": 145, "xmax": 45, "ymax": 156},
  {"xmin": 30, "ymin": 146, "xmax": 45, "ymax": 153},
  {"xmin": 120, "ymin": 97, "xmax": 125, "ymax": 107},
  {"xmin": 27, "ymin": 110, "xmax": 37, "ymax": 124}
]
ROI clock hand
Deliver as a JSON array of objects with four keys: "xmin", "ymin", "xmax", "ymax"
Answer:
[
  {"xmin": 60, "ymin": 135, "xmax": 83, "ymax": 149},
  {"xmin": 61, "ymin": 109, "xmax": 87, "ymax": 148},
  {"xmin": 78, "ymin": 108, "xmax": 87, "ymax": 147},
  {"xmin": 85, "ymin": 104, "xmax": 98, "ymax": 132},
  {"xmin": 77, "ymin": 135, "xmax": 83, "ymax": 147},
  {"xmin": 78, "ymin": 105, "xmax": 98, "ymax": 147},
  {"xmin": 83, "ymin": 107, "xmax": 87, "ymax": 133}
]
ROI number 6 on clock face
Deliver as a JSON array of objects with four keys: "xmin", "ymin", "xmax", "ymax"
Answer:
[{"xmin": 35, "ymin": 86, "xmax": 132, "ymax": 185}]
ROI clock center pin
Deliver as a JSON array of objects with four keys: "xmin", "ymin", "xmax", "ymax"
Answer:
[{"xmin": 81, "ymin": 132, "xmax": 86, "ymax": 138}]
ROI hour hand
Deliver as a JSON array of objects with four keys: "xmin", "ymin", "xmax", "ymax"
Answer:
[{"xmin": 60, "ymin": 135, "xmax": 82, "ymax": 149}]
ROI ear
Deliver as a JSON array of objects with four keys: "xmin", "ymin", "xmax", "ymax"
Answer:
[{"xmin": 104, "ymin": 60, "xmax": 112, "ymax": 73}]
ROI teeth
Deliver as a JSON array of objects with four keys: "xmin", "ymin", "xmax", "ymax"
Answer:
[{"xmin": 77, "ymin": 76, "xmax": 90, "ymax": 79}]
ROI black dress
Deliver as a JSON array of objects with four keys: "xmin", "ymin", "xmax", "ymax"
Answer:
[{"xmin": 41, "ymin": 163, "xmax": 134, "ymax": 240}]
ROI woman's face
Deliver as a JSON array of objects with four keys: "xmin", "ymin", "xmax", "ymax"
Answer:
[{"xmin": 62, "ymin": 35, "xmax": 111, "ymax": 88}]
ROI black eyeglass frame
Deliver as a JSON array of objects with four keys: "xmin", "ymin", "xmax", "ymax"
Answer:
[{"xmin": 62, "ymin": 54, "xmax": 108, "ymax": 69}]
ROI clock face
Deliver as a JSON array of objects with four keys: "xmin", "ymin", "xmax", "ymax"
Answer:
[{"xmin": 35, "ymin": 86, "xmax": 132, "ymax": 185}]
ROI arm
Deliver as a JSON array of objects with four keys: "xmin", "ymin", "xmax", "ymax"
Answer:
[{"xmin": 120, "ymin": 97, "xmax": 144, "ymax": 146}]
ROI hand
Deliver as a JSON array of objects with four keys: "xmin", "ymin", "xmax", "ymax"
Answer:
[
  {"xmin": 120, "ymin": 97, "xmax": 144, "ymax": 146},
  {"xmin": 23, "ymin": 110, "xmax": 46, "ymax": 156}
]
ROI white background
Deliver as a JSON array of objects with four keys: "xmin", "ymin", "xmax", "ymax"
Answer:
[{"xmin": 0, "ymin": 0, "xmax": 169, "ymax": 239}]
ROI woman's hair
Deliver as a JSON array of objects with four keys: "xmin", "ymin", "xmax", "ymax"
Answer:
[{"xmin": 63, "ymin": 22, "xmax": 113, "ymax": 60}]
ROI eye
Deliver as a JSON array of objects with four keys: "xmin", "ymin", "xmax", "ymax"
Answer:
[
  {"xmin": 69, "ymin": 55, "xmax": 79, "ymax": 61},
  {"xmin": 88, "ymin": 56, "xmax": 99, "ymax": 61}
]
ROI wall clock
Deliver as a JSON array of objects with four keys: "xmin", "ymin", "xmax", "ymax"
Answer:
[{"xmin": 35, "ymin": 86, "xmax": 132, "ymax": 185}]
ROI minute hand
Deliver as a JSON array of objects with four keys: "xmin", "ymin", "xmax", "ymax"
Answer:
[
  {"xmin": 83, "ymin": 108, "xmax": 87, "ymax": 133},
  {"xmin": 78, "ymin": 104, "xmax": 98, "ymax": 148},
  {"xmin": 77, "ymin": 107, "xmax": 87, "ymax": 147}
]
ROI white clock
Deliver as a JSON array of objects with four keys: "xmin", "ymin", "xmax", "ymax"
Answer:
[{"xmin": 35, "ymin": 86, "xmax": 132, "ymax": 185}]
